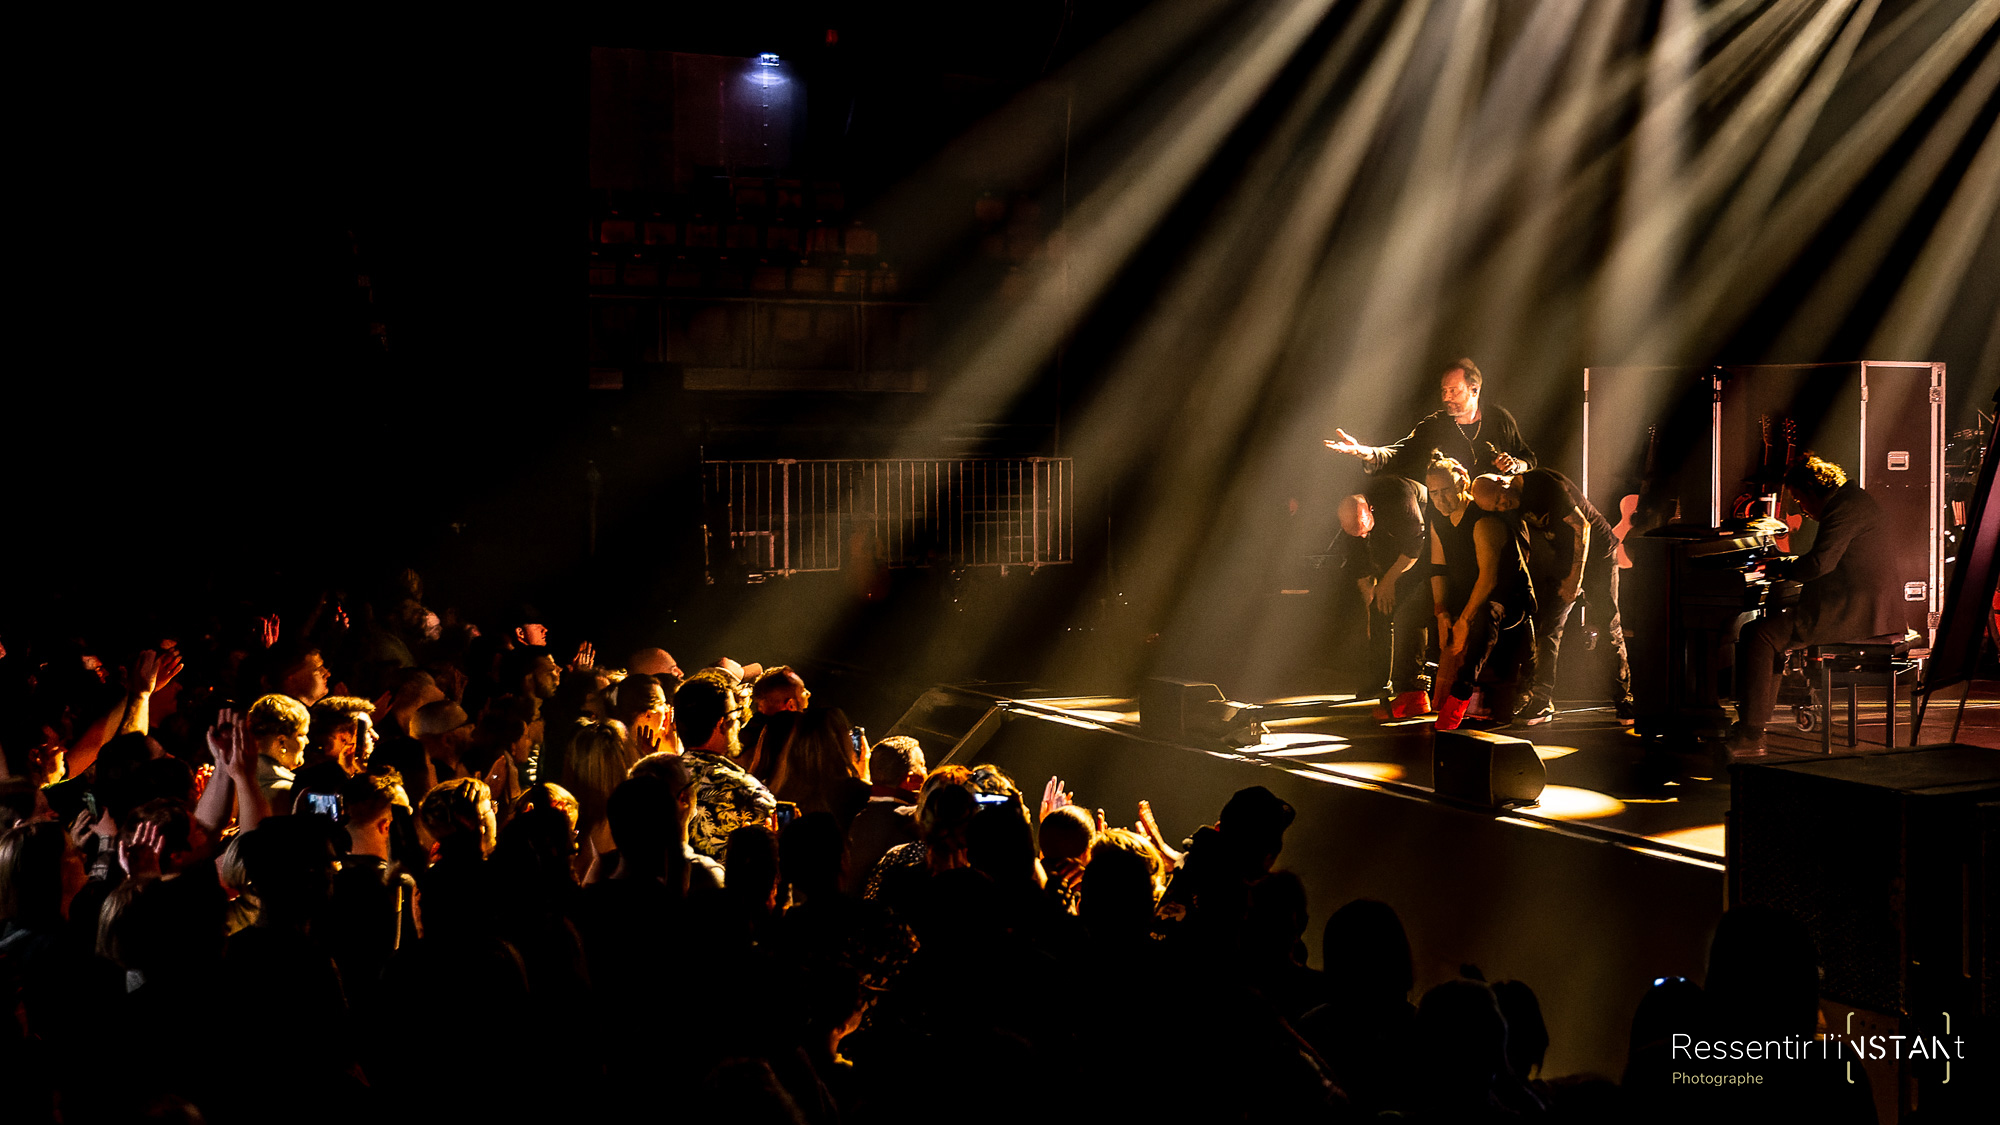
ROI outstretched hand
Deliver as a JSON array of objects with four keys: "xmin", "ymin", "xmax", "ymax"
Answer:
[
  {"xmin": 260, "ymin": 614, "xmax": 281, "ymax": 649},
  {"xmin": 1136, "ymin": 799, "xmax": 1183, "ymax": 872},
  {"xmin": 207, "ymin": 708, "xmax": 254, "ymax": 779},
  {"xmin": 634, "ymin": 712, "xmax": 667, "ymax": 756},
  {"xmin": 1039, "ymin": 775, "xmax": 1073, "ymax": 823},
  {"xmin": 1323, "ymin": 429, "xmax": 1368, "ymax": 458},
  {"xmin": 570, "ymin": 642, "xmax": 596, "ymax": 674},
  {"xmin": 119, "ymin": 820, "xmax": 164, "ymax": 878},
  {"xmin": 131, "ymin": 648, "xmax": 183, "ymax": 694}
]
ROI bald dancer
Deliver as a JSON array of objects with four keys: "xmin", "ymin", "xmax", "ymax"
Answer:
[{"xmin": 1339, "ymin": 474, "xmax": 1433, "ymax": 719}]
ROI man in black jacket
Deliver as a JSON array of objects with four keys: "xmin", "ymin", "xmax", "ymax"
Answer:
[
  {"xmin": 1324, "ymin": 358, "xmax": 1538, "ymax": 483},
  {"xmin": 1726, "ymin": 455, "xmax": 1905, "ymax": 755}
]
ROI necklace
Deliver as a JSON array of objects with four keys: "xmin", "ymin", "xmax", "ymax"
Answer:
[{"xmin": 1457, "ymin": 417, "xmax": 1482, "ymax": 444}]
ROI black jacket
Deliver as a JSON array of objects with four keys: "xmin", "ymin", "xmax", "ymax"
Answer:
[{"xmin": 1789, "ymin": 484, "xmax": 1904, "ymax": 643}]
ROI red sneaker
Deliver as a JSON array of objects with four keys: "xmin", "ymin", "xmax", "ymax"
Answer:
[
  {"xmin": 1435, "ymin": 692, "xmax": 1472, "ymax": 731},
  {"xmin": 1391, "ymin": 690, "xmax": 1432, "ymax": 718}
]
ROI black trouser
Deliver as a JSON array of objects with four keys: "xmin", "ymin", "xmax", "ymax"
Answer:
[
  {"xmin": 1735, "ymin": 610, "xmax": 1801, "ymax": 733},
  {"xmin": 1526, "ymin": 563, "xmax": 1633, "ymax": 710},
  {"xmin": 1449, "ymin": 600, "xmax": 1536, "ymax": 720},
  {"xmin": 1366, "ymin": 576, "xmax": 1435, "ymax": 697}
]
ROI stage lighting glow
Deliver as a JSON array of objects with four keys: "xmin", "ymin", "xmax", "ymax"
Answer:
[
  {"xmin": 757, "ymin": 53, "xmax": 780, "ymax": 65},
  {"xmin": 1312, "ymin": 761, "xmax": 1405, "ymax": 783},
  {"xmin": 1255, "ymin": 731, "xmax": 1346, "ymax": 749},
  {"xmin": 1527, "ymin": 785, "xmax": 1626, "ymax": 820},
  {"xmin": 1254, "ymin": 738, "xmax": 1352, "ymax": 755},
  {"xmin": 1066, "ymin": 709, "xmax": 1138, "ymax": 723},
  {"xmin": 1531, "ymin": 745, "xmax": 1580, "ymax": 760},
  {"xmin": 1648, "ymin": 823, "xmax": 1727, "ymax": 857}
]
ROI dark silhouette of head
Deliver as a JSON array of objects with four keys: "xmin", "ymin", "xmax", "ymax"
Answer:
[
  {"xmin": 1323, "ymin": 898, "xmax": 1415, "ymax": 1000},
  {"xmin": 1492, "ymin": 979, "xmax": 1549, "ymax": 1080},
  {"xmin": 779, "ymin": 811, "xmax": 845, "ymax": 901},
  {"xmin": 1705, "ymin": 905, "xmax": 1821, "ymax": 1037}
]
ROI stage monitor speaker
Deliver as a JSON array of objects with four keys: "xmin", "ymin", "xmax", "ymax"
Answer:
[
  {"xmin": 886, "ymin": 686, "xmax": 1007, "ymax": 767},
  {"xmin": 1731, "ymin": 744, "xmax": 1999, "ymax": 1120},
  {"xmin": 1432, "ymin": 728, "xmax": 1547, "ymax": 808},
  {"xmin": 1730, "ymin": 744, "xmax": 2000, "ymax": 1020},
  {"xmin": 1141, "ymin": 678, "xmax": 1225, "ymax": 740}
]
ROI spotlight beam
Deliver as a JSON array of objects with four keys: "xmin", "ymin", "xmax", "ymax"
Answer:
[
  {"xmin": 1060, "ymin": 0, "xmax": 1404, "ymax": 476},
  {"xmin": 1654, "ymin": 0, "xmax": 1886, "ymax": 362},
  {"xmin": 1865, "ymin": 107, "xmax": 2000, "ymax": 358},
  {"xmin": 1697, "ymin": 0, "xmax": 2000, "ymax": 360},
  {"xmin": 1596, "ymin": 0, "xmax": 1862, "ymax": 363},
  {"xmin": 904, "ymin": 0, "xmax": 1340, "ymax": 449},
  {"xmin": 1773, "ymin": 44, "xmax": 2000, "ymax": 360}
]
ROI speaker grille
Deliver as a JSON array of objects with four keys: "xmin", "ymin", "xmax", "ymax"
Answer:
[{"xmin": 1733, "ymin": 767, "xmax": 1907, "ymax": 1014}]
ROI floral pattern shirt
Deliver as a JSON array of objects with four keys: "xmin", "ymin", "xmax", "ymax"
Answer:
[{"xmin": 682, "ymin": 750, "xmax": 776, "ymax": 861}]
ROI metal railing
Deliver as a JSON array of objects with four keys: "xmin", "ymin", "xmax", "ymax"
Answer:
[{"xmin": 703, "ymin": 458, "xmax": 1074, "ymax": 575}]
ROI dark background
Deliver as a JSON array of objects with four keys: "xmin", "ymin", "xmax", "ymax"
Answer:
[{"xmin": 8, "ymin": 4, "xmax": 1996, "ymax": 697}]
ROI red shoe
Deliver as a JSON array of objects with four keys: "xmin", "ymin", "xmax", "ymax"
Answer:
[
  {"xmin": 1373, "ymin": 690, "xmax": 1431, "ymax": 721},
  {"xmin": 1435, "ymin": 692, "xmax": 1472, "ymax": 731}
]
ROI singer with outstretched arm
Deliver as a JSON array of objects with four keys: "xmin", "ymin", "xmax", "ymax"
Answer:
[{"xmin": 1323, "ymin": 358, "xmax": 1537, "ymax": 484}]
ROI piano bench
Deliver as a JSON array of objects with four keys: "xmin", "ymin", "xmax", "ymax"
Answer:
[{"xmin": 1801, "ymin": 636, "xmax": 1920, "ymax": 754}]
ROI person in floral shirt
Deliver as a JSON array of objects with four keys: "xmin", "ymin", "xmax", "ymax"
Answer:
[{"xmin": 668, "ymin": 671, "xmax": 775, "ymax": 861}]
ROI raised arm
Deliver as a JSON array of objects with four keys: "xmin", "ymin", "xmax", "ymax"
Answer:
[{"xmin": 1324, "ymin": 427, "xmax": 1405, "ymax": 473}]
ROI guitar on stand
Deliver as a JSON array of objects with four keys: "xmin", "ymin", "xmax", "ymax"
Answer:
[
  {"xmin": 1612, "ymin": 426, "xmax": 1659, "ymax": 570},
  {"xmin": 1735, "ymin": 415, "xmax": 1777, "ymax": 521},
  {"xmin": 1776, "ymin": 418, "xmax": 1803, "ymax": 553}
]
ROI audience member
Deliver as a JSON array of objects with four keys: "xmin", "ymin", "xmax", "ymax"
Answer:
[
  {"xmin": 672, "ymin": 672, "xmax": 777, "ymax": 860},
  {"xmin": 844, "ymin": 734, "xmax": 924, "ymax": 895},
  {"xmin": 245, "ymin": 692, "xmax": 312, "ymax": 815},
  {"xmin": 0, "ymin": 570, "xmax": 1816, "ymax": 1121}
]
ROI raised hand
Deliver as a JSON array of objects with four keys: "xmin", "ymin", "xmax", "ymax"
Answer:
[
  {"xmin": 260, "ymin": 614, "xmax": 281, "ymax": 649},
  {"xmin": 154, "ymin": 648, "xmax": 183, "ymax": 690},
  {"xmin": 634, "ymin": 713, "xmax": 667, "ymax": 756},
  {"xmin": 570, "ymin": 641, "xmax": 596, "ymax": 673},
  {"xmin": 120, "ymin": 820, "xmax": 164, "ymax": 878},
  {"xmin": 67, "ymin": 809, "xmax": 96, "ymax": 850},
  {"xmin": 207, "ymin": 708, "xmax": 253, "ymax": 778},
  {"xmin": 1135, "ymin": 799, "xmax": 1183, "ymax": 871},
  {"xmin": 1323, "ymin": 429, "xmax": 1368, "ymax": 458},
  {"xmin": 1039, "ymin": 775, "xmax": 1073, "ymax": 824},
  {"xmin": 131, "ymin": 649, "xmax": 182, "ymax": 694},
  {"xmin": 334, "ymin": 605, "xmax": 351, "ymax": 629}
]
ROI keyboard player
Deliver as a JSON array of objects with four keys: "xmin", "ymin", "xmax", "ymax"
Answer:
[{"xmin": 1724, "ymin": 455, "xmax": 1905, "ymax": 757}]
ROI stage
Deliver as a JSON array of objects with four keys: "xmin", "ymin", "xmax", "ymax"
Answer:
[{"xmin": 884, "ymin": 679, "xmax": 2000, "ymax": 1081}]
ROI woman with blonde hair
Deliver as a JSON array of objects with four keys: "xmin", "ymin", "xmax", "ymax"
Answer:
[{"xmin": 558, "ymin": 718, "xmax": 636, "ymax": 880}]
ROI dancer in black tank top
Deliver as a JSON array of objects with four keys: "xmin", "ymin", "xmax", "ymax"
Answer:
[{"xmin": 1425, "ymin": 453, "xmax": 1536, "ymax": 730}]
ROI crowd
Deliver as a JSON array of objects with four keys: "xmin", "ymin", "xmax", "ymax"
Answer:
[{"xmin": 1, "ymin": 573, "xmax": 1872, "ymax": 1122}]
